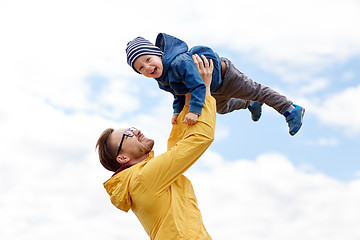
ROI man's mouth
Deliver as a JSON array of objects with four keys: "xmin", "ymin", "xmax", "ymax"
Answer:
[{"xmin": 138, "ymin": 134, "xmax": 146, "ymax": 142}]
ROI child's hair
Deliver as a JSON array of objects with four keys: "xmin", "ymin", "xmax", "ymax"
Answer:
[{"xmin": 126, "ymin": 36, "xmax": 163, "ymax": 73}]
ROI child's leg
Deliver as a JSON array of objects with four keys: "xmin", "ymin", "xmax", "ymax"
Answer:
[
  {"xmin": 214, "ymin": 95, "xmax": 263, "ymax": 121},
  {"xmin": 213, "ymin": 95, "xmax": 250, "ymax": 114},
  {"xmin": 220, "ymin": 57, "xmax": 293, "ymax": 114},
  {"xmin": 220, "ymin": 57, "xmax": 305, "ymax": 135}
]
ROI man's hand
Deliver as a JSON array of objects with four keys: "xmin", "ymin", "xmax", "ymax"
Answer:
[
  {"xmin": 192, "ymin": 54, "xmax": 213, "ymax": 95},
  {"xmin": 183, "ymin": 112, "xmax": 199, "ymax": 125}
]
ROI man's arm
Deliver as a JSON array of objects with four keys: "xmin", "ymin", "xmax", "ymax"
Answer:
[
  {"xmin": 143, "ymin": 55, "xmax": 215, "ymax": 193},
  {"xmin": 168, "ymin": 55, "xmax": 212, "ymax": 150}
]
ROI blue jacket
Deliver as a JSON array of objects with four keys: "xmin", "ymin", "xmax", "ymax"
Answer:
[{"xmin": 155, "ymin": 33, "xmax": 222, "ymax": 115}]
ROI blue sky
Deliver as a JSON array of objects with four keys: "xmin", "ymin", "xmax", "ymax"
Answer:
[
  {"xmin": 210, "ymin": 49, "xmax": 360, "ymax": 180},
  {"xmin": 1, "ymin": 0, "xmax": 360, "ymax": 239}
]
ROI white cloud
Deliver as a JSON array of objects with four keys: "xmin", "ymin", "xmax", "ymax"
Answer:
[
  {"xmin": 304, "ymin": 137, "xmax": 339, "ymax": 147},
  {"xmin": 0, "ymin": 0, "xmax": 141, "ymax": 119},
  {"xmin": 1, "ymin": 0, "xmax": 359, "ymax": 99},
  {"xmin": 188, "ymin": 152, "xmax": 360, "ymax": 240},
  {"xmin": 310, "ymin": 85, "xmax": 360, "ymax": 135},
  {"xmin": 3, "ymin": 140, "xmax": 360, "ymax": 239},
  {"xmin": 0, "ymin": 85, "xmax": 152, "ymax": 240},
  {"xmin": 214, "ymin": 123, "xmax": 231, "ymax": 142},
  {"xmin": 342, "ymin": 71, "xmax": 355, "ymax": 81},
  {"xmin": 299, "ymin": 78, "xmax": 329, "ymax": 95},
  {"xmin": 184, "ymin": 0, "xmax": 360, "ymax": 82}
]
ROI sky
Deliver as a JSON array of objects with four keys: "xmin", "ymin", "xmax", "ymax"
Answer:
[{"xmin": 1, "ymin": 0, "xmax": 360, "ymax": 239}]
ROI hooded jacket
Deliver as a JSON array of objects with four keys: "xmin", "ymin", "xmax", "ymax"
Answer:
[
  {"xmin": 155, "ymin": 33, "xmax": 222, "ymax": 115},
  {"xmin": 104, "ymin": 96, "xmax": 216, "ymax": 240}
]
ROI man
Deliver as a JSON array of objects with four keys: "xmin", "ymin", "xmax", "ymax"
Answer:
[{"xmin": 96, "ymin": 54, "xmax": 216, "ymax": 240}]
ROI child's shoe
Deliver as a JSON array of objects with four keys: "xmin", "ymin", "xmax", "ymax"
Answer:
[
  {"xmin": 248, "ymin": 102, "xmax": 263, "ymax": 122},
  {"xmin": 283, "ymin": 104, "xmax": 305, "ymax": 136}
]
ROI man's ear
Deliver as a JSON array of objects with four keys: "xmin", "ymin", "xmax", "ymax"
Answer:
[{"xmin": 116, "ymin": 155, "xmax": 130, "ymax": 164}]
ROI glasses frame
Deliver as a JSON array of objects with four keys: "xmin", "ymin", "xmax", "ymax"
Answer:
[{"xmin": 116, "ymin": 127, "xmax": 137, "ymax": 157}]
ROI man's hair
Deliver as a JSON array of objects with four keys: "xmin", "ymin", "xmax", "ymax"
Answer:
[{"xmin": 96, "ymin": 128, "xmax": 122, "ymax": 172}]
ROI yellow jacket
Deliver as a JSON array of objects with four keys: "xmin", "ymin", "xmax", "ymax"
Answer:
[{"xmin": 104, "ymin": 96, "xmax": 216, "ymax": 240}]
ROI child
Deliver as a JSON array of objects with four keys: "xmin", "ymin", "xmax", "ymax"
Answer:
[{"xmin": 126, "ymin": 33, "xmax": 305, "ymax": 136}]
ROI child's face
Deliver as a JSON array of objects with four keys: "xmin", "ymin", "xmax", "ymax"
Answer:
[{"xmin": 133, "ymin": 55, "xmax": 163, "ymax": 78}]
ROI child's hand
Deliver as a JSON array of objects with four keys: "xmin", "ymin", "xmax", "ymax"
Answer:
[
  {"xmin": 183, "ymin": 112, "xmax": 199, "ymax": 125},
  {"xmin": 171, "ymin": 114, "xmax": 179, "ymax": 124}
]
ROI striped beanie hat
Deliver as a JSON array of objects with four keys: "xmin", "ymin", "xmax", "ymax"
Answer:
[{"xmin": 126, "ymin": 36, "xmax": 163, "ymax": 73}]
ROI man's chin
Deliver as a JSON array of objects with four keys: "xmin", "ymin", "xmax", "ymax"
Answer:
[{"xmin": 144, "ymin": 139, "xmax": 155, "ymax": 153}]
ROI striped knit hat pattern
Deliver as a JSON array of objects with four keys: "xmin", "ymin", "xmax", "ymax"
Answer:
[{"xmin": 126, "ymin": 36, "xmax": 163, "ymax": 72}]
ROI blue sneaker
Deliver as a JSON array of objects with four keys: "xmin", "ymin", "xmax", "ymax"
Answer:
[
  {"xmin": 283, "ymin": 104, "xmax": 305, "ymax": 136},
  {"xmin": 248, "ymin": 102, "xmax": 263, "ymax": 122}
]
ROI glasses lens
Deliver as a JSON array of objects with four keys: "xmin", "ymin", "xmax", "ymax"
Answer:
[
  {"xmin": 116, "ymin": 128, "xmax": 137, "ymax": 157},
  {"xmin": 126, "ymin": 127, "xmax": 137, "ymax": 136}
]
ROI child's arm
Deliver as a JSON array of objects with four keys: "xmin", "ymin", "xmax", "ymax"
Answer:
[
  {"xmin": 171, "ymin": 113, "xmax": 179, "ymax": 124},
  {"xmin": 171, "ymin": 94, "xmax": 185, "ymax": 124},
  {"xmin": 169, "ymin": 54, "xmax": 211, "ymax": 125},
  {"xmin": 172, "ymin": 56, "xmax": 207, "ymax": 125},
  {"xmin": 173, "ymin": 93, "xmax": 192, "ymax": 124}
]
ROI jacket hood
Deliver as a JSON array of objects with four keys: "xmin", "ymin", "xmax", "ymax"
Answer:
[
  {"xmin": 155, "ymin": 33, "xmax": 188, "ymax": 81},
  {"xmin": 103, "ymin": 151, "xmax": 154, "ymax": 212},
  {"xmin": 103, "ymin": 169, "xmax": 133, "ymax": 212}
]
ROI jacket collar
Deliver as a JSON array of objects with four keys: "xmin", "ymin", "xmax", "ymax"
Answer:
[{"xmin": 112, "ymin": 163, "xmax": 131, "ymax": 177}]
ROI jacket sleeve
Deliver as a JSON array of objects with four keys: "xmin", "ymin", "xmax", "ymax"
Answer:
[
  {"xmin": 166, "ymin": 104, "xmax": 188, "ymax": 150},
  {"xmin": 141, "ymin": 95, "xmax": 216, "ymax": 194},
  {"xmin": 173, "ymin": 59, "xmax": 206, "ymax": 115},
  {"xmin": 172, "ymin": 94, "xmax": 185, "ymax": 114}
]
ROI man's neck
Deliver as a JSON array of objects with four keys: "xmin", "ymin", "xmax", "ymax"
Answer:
[
  {"xmin": 128, "ymin": 152, "xmax": 151, "ymax": 166},
  {"xmin": 112, "ymin": 153, "xmax": 152, "ymax": 177}
]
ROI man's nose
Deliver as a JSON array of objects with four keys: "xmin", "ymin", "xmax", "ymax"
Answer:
[{"xmin": 134, "ymin": 129, "xmax": 141, "ymax": 136}]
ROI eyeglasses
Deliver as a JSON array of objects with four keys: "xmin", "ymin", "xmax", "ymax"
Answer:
[{"xmin": 116, "ymin": 127, "xmax": 137, "ymax": 156}]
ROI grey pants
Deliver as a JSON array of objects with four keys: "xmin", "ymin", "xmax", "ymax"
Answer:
[{"xmin": 212, "ymin": 57, "xmax": 293, "ymax": 115}]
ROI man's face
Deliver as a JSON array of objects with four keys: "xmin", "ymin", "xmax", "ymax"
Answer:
[
  {"xmin": 112, "ymin": 127, "xmax": 154, "ymax": 159},
  {"xmin": 133, "ymin": 55, "xmax": 163, "ymax": 78}
]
